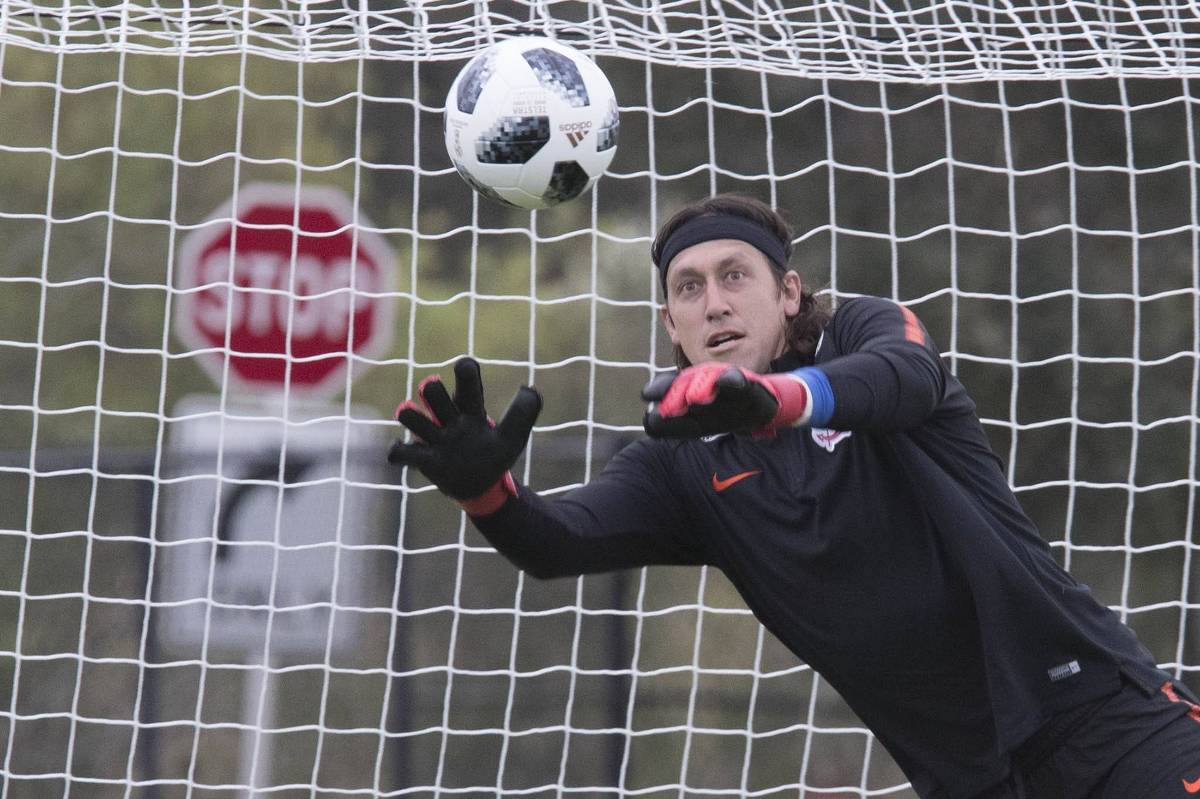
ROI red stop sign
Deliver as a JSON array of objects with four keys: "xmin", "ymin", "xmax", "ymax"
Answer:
[{"xmin": 176, "ymin": 184, "xmax": 394, "ymax": 395}]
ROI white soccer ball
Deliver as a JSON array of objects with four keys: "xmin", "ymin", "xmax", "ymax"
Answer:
[{"xmin": 444, "ymin": 36, "xmax": 619, "ymax": 210}]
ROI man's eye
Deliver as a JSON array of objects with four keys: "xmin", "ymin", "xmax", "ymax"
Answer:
[{"xmin": 727, "ymin": 270, "xmax": 744, "ymax": 281}]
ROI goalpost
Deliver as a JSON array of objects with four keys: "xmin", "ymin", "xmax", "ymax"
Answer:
[{"xmin": 0, "ymin": 1, "xmax": 1197, "ymax": 797}]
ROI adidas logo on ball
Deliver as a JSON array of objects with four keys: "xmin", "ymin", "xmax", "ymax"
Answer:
[{"xmin": 560, "ymin": 120, "xmax": 593, "ymax": 146}]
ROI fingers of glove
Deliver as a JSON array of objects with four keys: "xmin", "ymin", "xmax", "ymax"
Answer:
[
  {"xmin": 496, "ymin": 386, "xmax": 542, "ymax": 455},
  {"xmin": 386, "ymin": 439, "xmax": 437, "ymax": 468},
  {"xmin": 681, "ymin": 363, "xmax": 735, "ymax": 408},
  {"xmin": 656, "ymin": 368, "xmax": 703, "ymax": 417},
  {"xmin": 395, "ymin": 403, "xmax": 444, "ymax": 444},
  {"xmin": 643, "ymin": 408, "xmax": 705, "ymax": 439},
  {"xmin": 452, "ymin": 357, "xmax": 487, "ymax": 419},
  {"xmin": 641, "ymin": 372, "xmax": 678, "ymax": 402},
  {"xmin": 714, "ymin": 369, "xmax": 779, "ymax": 425},
  {"xmin": 417, "ymin": 375, "xmax": 459, "ymax": 427},
  {"xmin": 714, "ymin": 366, "xmax": 750, "ymax": 394},
  {"xmin": 688, "ymin": 401, "xmax": 751, "ymax": 434}
]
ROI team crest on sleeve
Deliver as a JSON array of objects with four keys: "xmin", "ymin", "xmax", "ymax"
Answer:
[{"xmin": 811, "ymin": 428, "xmax": 852, "ymax": 452}]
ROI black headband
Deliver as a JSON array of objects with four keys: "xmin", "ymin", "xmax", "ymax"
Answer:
[{"xmin": 654, "ymin": 213, "xmax": 789, "ymax": 289}]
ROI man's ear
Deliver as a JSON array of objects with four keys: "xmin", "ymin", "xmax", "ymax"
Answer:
[
  {"xmin": 781, "ymin": 270, "xmax": 802, "ymax": 316},
  {"xmin": 660, "ymin": 305, "xmax": 681, "ymax": 345}
]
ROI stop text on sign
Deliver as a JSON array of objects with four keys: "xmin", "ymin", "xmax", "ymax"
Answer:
[
  {"xmin": 176, "ymin": 184, "xmax": 395, "ymax": 395},
  {"xmin": 192, "ymin": 252, "xmax": 371, "ymax": 342}
]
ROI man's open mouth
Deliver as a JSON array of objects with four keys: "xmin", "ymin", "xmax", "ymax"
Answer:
[{"xmin": 707, "ymin": 332, "xmax": 743, "ymax": 348}]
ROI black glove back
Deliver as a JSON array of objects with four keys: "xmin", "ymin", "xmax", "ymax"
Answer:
[{"xmin": 388, "ymin": 357, "xmax": 541, "ymax": 500}]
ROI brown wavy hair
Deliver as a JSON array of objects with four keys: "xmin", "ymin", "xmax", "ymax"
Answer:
[{"xmin": 652, "ymin": 194, "xmax": 831, "ymax": 369}]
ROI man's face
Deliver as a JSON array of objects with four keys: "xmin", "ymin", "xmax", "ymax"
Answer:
[{"xmin": 660, "ymin": 238, "xmax": 802, "ymax": 373}]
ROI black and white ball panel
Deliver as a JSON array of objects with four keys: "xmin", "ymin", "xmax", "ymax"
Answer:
[
  {"xmin": 476, "ymin": 116, "xmax": 551, "ymax": 164},
  {"xmin": 542, "ymin": 161, "xmax": 591, "ymax": 204},
  {"xmin": 596, "ymin": 98, "xmax": 619, "ymax": 152},
  {"xmin": 522, "ymin": 48, "xmax": 590, "ymax": 108},
  {"xmin": 456, "ymin": 50, "xmax": 498, "ymax": 114}
]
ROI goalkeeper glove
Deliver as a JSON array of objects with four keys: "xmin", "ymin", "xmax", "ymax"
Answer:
[
  {"xmin": 642, "ymin": 362, "xmax": 811, "ymax": 439},
  {"xmin": 388, "ymin": 357, "xmax": 541, "ymax": 516}
]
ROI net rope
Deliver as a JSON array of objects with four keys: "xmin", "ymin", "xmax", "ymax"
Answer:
[{"xmin": 2, "ymin": 0, "xmax": 1200, "ymax": 80}]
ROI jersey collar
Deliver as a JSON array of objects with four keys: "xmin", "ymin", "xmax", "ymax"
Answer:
[{"xmin": 768, "ymin": 348, "xmax": 807, "ymax": 373}]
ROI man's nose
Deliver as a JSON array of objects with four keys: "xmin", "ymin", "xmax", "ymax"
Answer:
[{"xmin": 704, "ymin": 281, "xmax": 732, "ymax": 320}]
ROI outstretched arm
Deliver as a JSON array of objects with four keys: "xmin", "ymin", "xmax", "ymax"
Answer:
[
  {"xmin": 469, "ymin": 439, "xmax": 706, "ymax": 579},
  {"xmin": 389, "ymin": 358, "xmax": 705, "ymax": 578}
]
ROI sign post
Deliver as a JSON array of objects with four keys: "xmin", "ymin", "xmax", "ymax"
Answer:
[
  {"xmin": 159, "ymin": 398, "xmax": 385, "ymax": 796},
  {"xmin": 166, "ymin": 184, "xmax": 395, "ymax": 794}
]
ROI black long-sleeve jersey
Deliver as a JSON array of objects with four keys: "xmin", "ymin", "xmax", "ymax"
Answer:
[{"xmin": 471, "ymin": 296, "xmax": 1169, "ymax": 798}]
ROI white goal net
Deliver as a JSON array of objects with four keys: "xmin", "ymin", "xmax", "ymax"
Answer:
[{"xmin": 0, "ymin": 1, "xmax": 1197, "ymax": 797}]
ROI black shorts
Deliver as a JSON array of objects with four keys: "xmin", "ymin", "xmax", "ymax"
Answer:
[{"xmin": 979, "ymin": 676, "xmax": 1200, "ymax": 799}]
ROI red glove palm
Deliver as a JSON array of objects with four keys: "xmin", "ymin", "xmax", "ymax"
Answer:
[{"xmin": 642, "ymin": 362, "xmax": 811, "ymax": 439}]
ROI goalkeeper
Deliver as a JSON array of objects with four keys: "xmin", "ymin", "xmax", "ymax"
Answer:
[{"xmin": 389, "ymin": 194, "xmax": 1200, "ymax": 799}]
